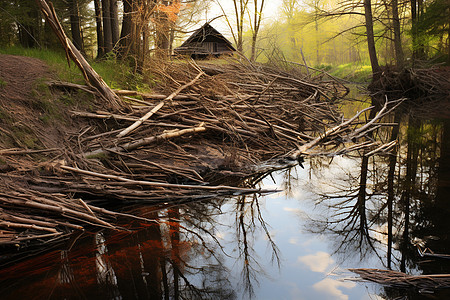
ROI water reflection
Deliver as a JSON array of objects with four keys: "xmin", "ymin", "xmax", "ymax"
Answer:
[
  {"xmin": 306, "ymin": 109, "xmax": 450, "ymax": 298},
  {"xmin": 0, "ymin": 108, "xmax": 449, "ymax": 299},
  {"xmin": 0, "ymin": 202, "xmax": 239, "ymax": 299}
]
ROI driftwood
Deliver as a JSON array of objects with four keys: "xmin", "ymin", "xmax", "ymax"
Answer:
[
  {"xmin": 0, "ymin": 181, "xmax": 158, "ymax": 246},
  {"xmin": 117, "ymin": 71, "xmax": 204, "ymax": 138},
  {"xmin": 350, "ymin": 268, "xmax": 450, "ymax": 290},
  {"xmin": 84, "ymin": 123, "xmax": 207, "ymax": 157}
]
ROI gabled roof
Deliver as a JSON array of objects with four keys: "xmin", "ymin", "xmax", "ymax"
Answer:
[{"xmin": 175, "ymin": 23, "xmax": 236, "ymax": 52}]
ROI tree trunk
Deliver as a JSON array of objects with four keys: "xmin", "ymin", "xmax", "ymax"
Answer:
[
  {"xmin": 102, "ymin": 0, "xmax": 112, "ymax": 53},
  {"xmin": 363, "ymin": 0, "xmax": 381, "ymax": 78},
  {"xmin": 250, "ymin": 0, "xmax": 264, "ymax": 62},
  {"xmin": 233, "ymin": 0, "xmax": 248, "ymax": 52},
  {"xmin": 119, "ymin": 0, "xmax": 133, "ymax": 57},
  {"xmin": 155, "ymin": 1, "xmax": 170, "ymax": 56},
  {"xmin": 250, "ymin": 35, "xmax": 257, "ymax": 61},
  {"xmin": 94, "ymin": 0, "xmax": 104, "ymax": 58},
  {"xmin": 392, "ymin": 0, "xmax": 404, "ymax": 68},
  {"xmin": 410, "ymin": 0, "xmax": 424, "ymax": 61},
  {"xmin": 110, "ymin": 0, "xmax": 119, "ymax": 49},
  {"xmin": 68, "ymin": 0, "xmax": 83, "ymax": 52}
]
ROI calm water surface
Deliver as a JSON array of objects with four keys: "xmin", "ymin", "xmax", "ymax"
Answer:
[{"xmin": 1, "ymin": 110, "xmax": 449, "ymax": 299}]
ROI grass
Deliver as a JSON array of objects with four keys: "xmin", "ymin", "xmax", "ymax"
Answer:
[
  {"xmin": 325, "ymin": 63, "xmax": 373, "ymax": 83},
  {"xmin": 0, "ymin": 77, "xmax": 6, "ymax": 88},
  {"xmin": 0, "ymin": 46, "xmax": 83, "ymax": 83},
  {"xmin": 0, "ymin": 46, "xmax": 153, "ymax": 91},
  {"xmin": 0, "ymin": 106, "xmax": 13, "ymax": 125}
]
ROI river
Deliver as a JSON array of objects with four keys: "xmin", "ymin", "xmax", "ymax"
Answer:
[{"xmin": 0, "ymin": 101, "xmax": 449, "ymax": 299}]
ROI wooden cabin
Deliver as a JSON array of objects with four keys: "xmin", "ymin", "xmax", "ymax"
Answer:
[{"xmin": 174, "ymin": 23, "xmax": 236, "ymax": 58}]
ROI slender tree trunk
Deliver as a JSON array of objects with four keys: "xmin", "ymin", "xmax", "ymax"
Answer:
[
  {"xmin": 69, "ymin": 0, "xmax": 84, "ymax": 52},
  {"xmin": 233, "ymin": 0, "xmax": 248, "ymax": 52},
  {"xmin": 94, "ymin": 0, "xmax": 104, "ymax": 58},
  {"xmin": 250, "ymin": 35, "xmax": 257, "ymax": 61},
  {"xmin": 110, "ymin": 0, "xmax": 119, "ymax": 49},
  {"xmin": 102, "ymin": 0, "xmax": 113, "ymax": 53},
  {"xmin": 363, "ymin": 0, "xmax": 381, "ymax": 78},
  {"xmin": 410, "ymin": 0, "xmax": 421, "ymax": 61},
  {"xmin": 392, "ymin": 0, "xmax": 404, "ymax": 67},
  {"xmin": 250, "ymin": 0, "xmax": 265, "ymax": 62},
  {"xmin": 119, "ymin": 0, "xmax": 133, "ymax": 57}
]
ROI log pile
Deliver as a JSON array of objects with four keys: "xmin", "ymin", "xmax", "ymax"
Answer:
[
  {"xmin": 0, "ymin": 59, "xmax": 400, "ymax": 248},
  {"xmin": 0, "ymin": 179, "xmax": 149, "ymax": 248},
  {"xmin": 0, "ymin": 0, "xmax": 401, "ymax": 249},
  {"xmin": 369, "ymin": 66, "xmax": 450, "ymax": 117}
]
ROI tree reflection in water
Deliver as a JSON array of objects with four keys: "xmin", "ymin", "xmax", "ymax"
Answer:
[
  {"xmin": 0, "ymin": 187, "xmax": 284, "ymax": 299},
  {"xmin": 306, "ymin": 106, "xmax": 450, "ymax": 298}
]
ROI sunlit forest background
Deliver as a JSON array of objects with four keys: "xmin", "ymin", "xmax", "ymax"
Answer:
[{"xmin": 0, "ymin": 0, "xmax": 449, "ymax": 82}]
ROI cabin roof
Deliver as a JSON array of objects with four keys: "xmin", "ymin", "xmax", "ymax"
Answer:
[{"xmin": 175, "ymin": 23, "xmax": 236, "ymax": 54}]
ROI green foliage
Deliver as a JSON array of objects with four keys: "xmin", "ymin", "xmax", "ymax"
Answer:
[
  {"xmin": 0, "ymin": 77, "xmax": 6, "ymax": 88},
  {"xmin": 249, "ymin": 5, "xmax": 372, "ymax": 80},
  {"xmin": 328, "ymin": 63, "xmax": 373, "ymax": 82},
  {"xmin": 416, "ymin": 0, "xmax": 450, "ymax": 61},
  {"xmin": 0, "ymin": 106, "xmax": 12, "ymax": 125},
  {"xmin": 91, "ymin": 55, "xmax": 152, "ymax": 92}
]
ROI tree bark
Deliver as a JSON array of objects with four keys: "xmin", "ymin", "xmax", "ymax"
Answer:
[
  {"xmin": 110, "ymin": 0, "xmax": 120, "ymax": 49},
  {"xmin": 250, "ymin": 0, "xmax": 265, "ymax": 62},
  {"xmin": 94, "ymin": 0, "xmax": 104, "ymax": 58},
  {"xmin": 102, "ymin": 0, "xmax": 113, "ymax": 53},
  {"xmin": 363, "ymin": 0, "xmax": 381, "ymax": 78},
  {"xmin": 119, "ymin": 0, "xmax": 133, "ymax": 57},
  {"xmin": 392, "ymin": 0, "xmax": 404, "ymax": 67},
  {"xmin": 155, "ymin": 0, "xmax": 171, "ymax": 56},
  {"xmin": 68, "ymin": 0, "xmax": 83, "ymax": 52}
]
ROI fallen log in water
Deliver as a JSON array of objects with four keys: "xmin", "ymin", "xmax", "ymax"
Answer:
[
  {"xmin": 350, "ymin": 268, "xmax": 450, "ymax": 291},
  {"xmin": 0, "ymin": 180, "xmax": 155, "ymax": 247}
]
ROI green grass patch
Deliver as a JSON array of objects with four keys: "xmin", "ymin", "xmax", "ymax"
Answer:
[
  {"xmin": 0, "ymin": 46, "xmax": 154, "ymax": 91},
  {"xmin": 12, "ymin": 126, "xmax": 41, "ymax": 149},
  {"xmin": 30, "ymin": 78, "xmax": 64, "ymax": 124},
  {"xmin": 313, "ymin": 63, "xmax": 373, "ymax": 83},
  {"xmin": 0, "ymin": 106, "xmax": 13, "ymax": 125},
  {"xmin": 91, "ymin": 54, "xmax": 152, "ymax": 92},
  {"xmin": 0, "ymin": 77, "xmax": 6, "ymax": 88},
  {"xmin": 329, "ymin": 63, "xmax": 373, "ymax": 83}
]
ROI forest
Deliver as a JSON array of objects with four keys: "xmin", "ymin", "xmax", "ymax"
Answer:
[{"xmin": 0, "ymin": 0, "xmax": 448, "ymax": 79}]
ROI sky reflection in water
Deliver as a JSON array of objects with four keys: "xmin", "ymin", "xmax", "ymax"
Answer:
[{"xmin": 219, "ymin": 158, "xmax": 383, "ymax": 300}]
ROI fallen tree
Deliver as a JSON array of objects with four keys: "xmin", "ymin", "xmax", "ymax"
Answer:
[{"xmin": 350, "ymin": 268, "xmax": 450, "ymax": 291}]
